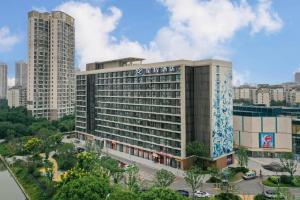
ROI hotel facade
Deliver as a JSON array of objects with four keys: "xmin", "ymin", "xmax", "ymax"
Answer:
[{"xmin": 75, "ymin": 58, "xmax": 233, "ymax": 169}]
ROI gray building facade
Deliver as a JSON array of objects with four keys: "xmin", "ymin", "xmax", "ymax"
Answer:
[
  {"xmin": 76, "ymin": 58, "xmax": 233, "ymax": 169},
  {"xmin": 0, "ymin": 63, "xmax": 7, "ymax": 99},
  {"xmin": 295, "ymin": 72, "xmax": 300, "ymax": 83},
  {"xmin": 15, "ymin": 61, "xmax": 27, "ymax": 88}
]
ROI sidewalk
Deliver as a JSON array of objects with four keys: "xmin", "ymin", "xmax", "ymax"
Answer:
[
  {"xmin": 105, "ymin": 148, "xmax": 187, "ymax": 177},
  {"xmin": 39, "ymin": 152, "xmax": 63, "ymax": 182}
]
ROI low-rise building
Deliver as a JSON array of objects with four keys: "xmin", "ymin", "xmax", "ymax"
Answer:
[
  {"xmin": 233, "ymin": 85, "xmax": 256, "ymax": 104},
  {"xmin": 233, "ymin": 105, "xmax": 300, "ymax": 157},
  {"xmin": 256, "ymin": 85, "xmax": 271, "ymax": 106},
  {"xmin": 270, "ymin": 85, "xmax": 285, "ymax": 102}
]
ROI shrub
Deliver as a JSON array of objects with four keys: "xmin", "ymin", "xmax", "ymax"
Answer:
[
  {"xmin": 231, "ymin": 167, "xmax": 249, "ymax": 174},
  {"xmin": 254, "ymin": 194, "xmax": 267, "ymax": 200},
  {"xmin": 269, "ymin": 176, "xmax": 280, "ymax": 184},
  {"xmin": 32, "ymin": 169, "xmax": 41, "ymax": 178},
  {"xmin": 280, "ymin": 175, "xmax": 293, "ymax": 184},
  {"xmin": 293, "ymin": 176, "xmax": 300, "ymax": 186},
  {"xmin": 215, "ymin": 193, "xmax": 242, "ymax": 200},
  {"xmin": 206, "ymin": 176, "xmax": 221, "ymax": 183}
]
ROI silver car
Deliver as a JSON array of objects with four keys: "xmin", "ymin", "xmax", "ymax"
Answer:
[{"xmin": 194, "ymin": 191, "xmax": 211, "ymax": 198}]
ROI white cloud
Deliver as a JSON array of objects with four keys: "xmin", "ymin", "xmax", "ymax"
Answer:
[
  {"xmin": 31, "ymin": 6, "xmax": 48, "ymax": 12},
  {"xmin": 56, "ymin": 0, "xmax": 283, "ymax": 70},
  {"xmin": 232, "ymin": 69, "xmax": 251, "ymax": 86},
  {"xmin": 7, "ymin": 77, "xmax": 15, "ymax": 87},
  {"xmin": 251, "ymin": 0, "xmax": 283, "ymax": 34},
  {"xmin": 0, "ymin": 26, "xmax": 20, "ymax": 52}
]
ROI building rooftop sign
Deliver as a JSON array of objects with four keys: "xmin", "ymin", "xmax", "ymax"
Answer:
[{"xmin": 136, "ymin": 66, "xmax": 178, "ymax": 76}]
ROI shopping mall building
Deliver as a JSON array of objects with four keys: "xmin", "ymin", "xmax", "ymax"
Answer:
[
  {"xmin": 75, "ymin": 58, "xmax": 234, "ymax": 169},
  {"xmin": 233, "ymin": 105, "xmax": 300, "ymax": 158}
]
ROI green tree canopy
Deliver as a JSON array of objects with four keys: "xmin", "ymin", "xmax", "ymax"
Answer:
[
  {"xmin": 184, "ymin": 167, "xmax": 205, "ymax": 200},
  {"xmin": 186, "ymin": 141, "xmax": 209, "ymax": 158},
  {"xmin": 236, "ymin": 147, "xmax": 249, "ymax": 168},
  {"xmin": 107, "ymin": 188, "xmax": 139, "ymax": 200},
  {"xmin": 100, "ymin": 156, "xmax": 124, "ymax": 184},
  {"xmin": 76, "ymin": 152, "xmax": 98, "ymax": 172},
  {"xmin": 140, "ymin": 187, "xmax": 187, "ymax": 200},
  {"xmin": 280, "ymin": 152, "xmax": 298, "ymax": 178},
  {"xmin": 54, "ymin": 175, "xmax": 111, "ymax": 200},
  {"xmin": 23, "ymin": 137, "xmax": 43, "ymax": 156},
  {"xmin": 154, "ymin": 169, "xmax": 176, "ymax": 188}
]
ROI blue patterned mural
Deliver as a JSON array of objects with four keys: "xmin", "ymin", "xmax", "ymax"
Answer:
[{"xmin": 212, "ymin": 66, "xmax": 233, "ymax": 158}]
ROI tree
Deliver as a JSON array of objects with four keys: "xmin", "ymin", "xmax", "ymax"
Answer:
[
  {"xmin": 186, "ymin": 141, "xmax": 209, "ymax": 157},
  {"xmin": 140, "ymin": 187, "xmax": 187, "ymax": 200},
  {"xmin": 23, "ymin": 137, "xmax": 43, "ymax": 156},
  {"xmin": 280, "ymin": 153, "xmax": 298, "ymax": 178},
  {"xmin": 215, "ymin": 193, "xmax": 241, "ymax": 200},
  {"xmin": 125, "ymin": 164, "xmax": 140, "ymax": 192},
  {"xmin": 236, "ymin": 147, "xmax": 248, "ymax": 168},
  {"xmin": 107, "ymin": 188, "xmax": 139, "ymax": 200},
  {"xmin": 57, "ymin": 143, "xmax": 76, "ymax": 155},
  {"xmin": 184, "ymin": 167, "xmax": 205, "ymax": 200},
  {"xmin": 77, "ymin": 152, "xmax": 98, "ymax": 172},
  {"xmin": 100, "ymin": 156, "xmax": 125, "ymax": 184},
  {"xmin": 54, "ymin": 175, "xmax": 111, "ymax": 200},
  {"xmin": 44, "ymin": 133, "xmax": 63, "ymax": 158},
  {"xmin": 55, "ymin": 143, "xmax": 77, "ymax": 170},
  {"xmin": 186, "ymin": 141, "xmax": 209, "ymax": 169},
  {"xmin": 154, "ymin": 169, "xmax": 176, "ymax": 187}
]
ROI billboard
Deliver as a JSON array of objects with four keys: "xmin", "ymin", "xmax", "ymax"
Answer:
[{"xmin": 259, "ymin": 132, "xmax": 275, "ymax": 148}]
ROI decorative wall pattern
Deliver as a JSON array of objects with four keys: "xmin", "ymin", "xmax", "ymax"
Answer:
[{"xmin": 212, "ymin": 66, "xmax": 233, "ymax": 158}]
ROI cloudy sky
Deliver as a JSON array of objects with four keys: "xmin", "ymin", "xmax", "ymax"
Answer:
[{"xmin": 0, "ymin": 0, "xmax": 299, "ymax": 86}]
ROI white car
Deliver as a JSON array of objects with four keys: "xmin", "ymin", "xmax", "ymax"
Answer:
[{"xmin": 194, "ymin": 191, "xmax": 211, "ymax": 198}]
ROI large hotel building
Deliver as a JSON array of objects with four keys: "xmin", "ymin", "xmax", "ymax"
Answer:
[
  {"xmin": 76, "ymin": 58, "xmax": 233, "ymax": 169},
  {"xmin": 27, "ymin": 11, "xmax": 75, "ymax": 120}
]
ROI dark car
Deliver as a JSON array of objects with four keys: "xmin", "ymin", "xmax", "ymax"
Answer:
[
  {"xmin": 176, "ymin": 190, "xmax": 189, "ymax": 197},
  {"xmin": 76, "ymin": 147, "xmax": 85, "ymax": 153}
]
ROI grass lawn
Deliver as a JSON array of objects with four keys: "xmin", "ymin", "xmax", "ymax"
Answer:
[{"xmin": 0, "ymin": 143, "xmax": 12, "ymax": 156}]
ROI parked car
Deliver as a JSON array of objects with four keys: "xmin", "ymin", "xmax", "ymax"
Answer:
[
  {"xmin": 76, "ymin": 147, "xmax": 85, "ymax": 153},
  {"xmin": 264, "ymin": 190, "xmax": 286, "ymax": 199},
  {"xmin": 243, "ymin": 170, "xmax": 257, "ymax": 180},
  {"xmin": 194, "ymin": 191, "xmax": 211, "ymax": 198},
  {"xmin": 74, "ymin": 139, "xmax": 81, "ymax": 144},
  {"xmin": 176, "ymin": 190, "xmax": 189, "ymax": 197}
]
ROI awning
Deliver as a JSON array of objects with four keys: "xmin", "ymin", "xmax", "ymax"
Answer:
[{"xmin": 152, "ymin": 153, "xmax": 159, "ymax": 157}]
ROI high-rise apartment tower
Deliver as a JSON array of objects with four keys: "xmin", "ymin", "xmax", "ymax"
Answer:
[
  {"xmin": 0, "ymin": 63, "xmax": 7, "ymax": 99},
  {"xmin": 15, "ymin": 61, "xmax": 27, "ymax": 88},
  {"xmin": 27, "ymin": 11, "xmax": 75, "ymax": 120}
]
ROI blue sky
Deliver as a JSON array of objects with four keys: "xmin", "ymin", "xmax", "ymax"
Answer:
[{"xmin": 0, "ymin": 0, "xmax": 299, "ymax": 86}]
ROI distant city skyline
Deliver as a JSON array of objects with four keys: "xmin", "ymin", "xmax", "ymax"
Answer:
[{"xmin": 0, "ymin": 0, "xmax": 300, "ymax": 86}]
